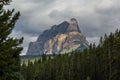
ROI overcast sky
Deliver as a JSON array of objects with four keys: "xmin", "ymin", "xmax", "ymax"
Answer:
[{"xmin": 8, "ymin": 0, "xmax": 120, "ymax": 55}]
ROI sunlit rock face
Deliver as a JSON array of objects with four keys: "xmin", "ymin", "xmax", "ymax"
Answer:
[{"xmin": 27, "ymin": 18, "xmax": 88, "ymax": 55}]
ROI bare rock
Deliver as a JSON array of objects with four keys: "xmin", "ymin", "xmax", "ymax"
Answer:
[{"xmin": 26, "ymin": 18, "xmax": 89, "ymax": 55}]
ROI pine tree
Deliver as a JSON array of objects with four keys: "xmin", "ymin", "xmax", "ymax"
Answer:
[
  {"xmin": 0, "ymin": 0, "xmax": 23, "ymax": 79},
  {"xmin": 20, "ymin": 29, "xmax": 120, "ymax": 80}
]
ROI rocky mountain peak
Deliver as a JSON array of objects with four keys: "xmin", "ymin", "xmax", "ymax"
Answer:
[
  {"xmin": 67, "ymin": 18, "xmax": 81, "ymax": 33},
  {"xmin": 69, "ymin": 18, "xmax": 78, "ymax": 25},
  {"xmin": 27, "ymin": 18, "xmax": 88, "ymax": 55}
]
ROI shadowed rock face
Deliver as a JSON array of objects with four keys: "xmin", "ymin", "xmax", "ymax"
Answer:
[
  {"xmin": 27, "ymin": 18, "xmax": 88, "ymax": 55},
  {"xmin": 67, "ymin": 18, "xmax": 81, "ymax": 33}
]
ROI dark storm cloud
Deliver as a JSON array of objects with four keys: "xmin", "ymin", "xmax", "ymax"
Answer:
[
  {"xmin": 10, "ymin": 0, "xmax": 120, "ymax": 36},
  {"xmin": 9, "ymin": 0, "xmax": 120, "ymax": 55},
  {"xmin": 10, "ymin": 0, "xmax": 57, "ymax": 36}
]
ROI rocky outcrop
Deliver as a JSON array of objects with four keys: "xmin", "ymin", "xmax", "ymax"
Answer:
[{"xmin": 27, "ymin": 18, "xmax": 89, "ymax": 55}]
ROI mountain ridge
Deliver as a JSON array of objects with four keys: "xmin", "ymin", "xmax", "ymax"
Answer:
[{"xmin": 27, "ymin": 18, "xmax": 88, "ymax": 55}]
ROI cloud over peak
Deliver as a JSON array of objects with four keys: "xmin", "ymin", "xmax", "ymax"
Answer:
[{"xmin": 8, "ymin": 0, "xmax": 120, "ymax": 55}]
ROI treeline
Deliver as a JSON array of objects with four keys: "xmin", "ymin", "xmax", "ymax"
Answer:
[{"xmin": 21, "ymin": 29, "xmax": 120, "ymax": 80}]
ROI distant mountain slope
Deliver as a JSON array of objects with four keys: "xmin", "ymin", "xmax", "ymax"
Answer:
[{"xmin": 27, "ymin": 18, "xmax": 89, "ymax": 55}]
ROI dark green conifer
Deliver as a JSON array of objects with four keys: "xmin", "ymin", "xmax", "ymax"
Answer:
[{"xmin": 0, "ymin": 0, "xmax": 23, "ymax": 79}]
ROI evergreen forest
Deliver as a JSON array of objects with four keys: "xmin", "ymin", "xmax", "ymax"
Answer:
[{"xmin": 21, "ymin": 29, "xmax": 120, "ymax": 80}]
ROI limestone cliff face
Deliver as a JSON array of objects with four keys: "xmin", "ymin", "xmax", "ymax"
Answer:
[{"xmin": 27, "ymin": 18, "xmax": 88, "ymax": 55}]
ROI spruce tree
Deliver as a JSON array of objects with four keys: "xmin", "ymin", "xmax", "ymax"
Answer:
[{"xmin": 0, "ymin": 0, "xmax": 23, "ymax": 79}]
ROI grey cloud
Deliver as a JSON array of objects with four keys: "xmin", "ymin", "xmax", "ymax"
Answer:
[
  {"xmin": 48, "ymin": 7, "xmax": 119, "ymax": 37},
  {"xmin": 48, "ymin": 10, "xmax": 75, "ymax": 24},
  {"xmin": 95, "ymin": 1, "xmax": 120, "ymax": 16},
  {"xmin": 9, "ymin": 0, "xmax": 120, "ymax": 54},
  {"xmin": 96, "ymin": 7, "xmax": 120, "ymax": 16},
  {"xmin": 11, "ymin": 0, "xmax": 120, "ymax": 37},
  {"xmin": 44, "ymin": 2, "xmax": 120, "ymax": 38},
  {"xmin": 28, "ymin": 0, "xmax": 56, "ymax": 4},
  {"xmin": 15, "ymin": 14, "xmax": 53, "ymax": 36},
  {"xmin": 10, "ymin": 30, "xmax": 38, "ymax": 55},
  {"xmin": 12, "ymin": 0, "xmax": 57, "ymax": 36}
]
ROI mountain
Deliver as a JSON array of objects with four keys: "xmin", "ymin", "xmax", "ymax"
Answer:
[{"xmin": 27, "ymin": 18, "xmax": 89, "ymax": 55}]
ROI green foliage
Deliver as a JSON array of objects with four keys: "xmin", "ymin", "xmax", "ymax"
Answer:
[
  {"xmin": 21, "ymin": 29, "xmax": 120, "ymax": 80},
  {"xmin": 0, "ymin": 0, "xmax": 23, "ymax": 80},
  {"xmin": 21, "ymin": 55, "xmax": 41, "ymax": 66}
]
